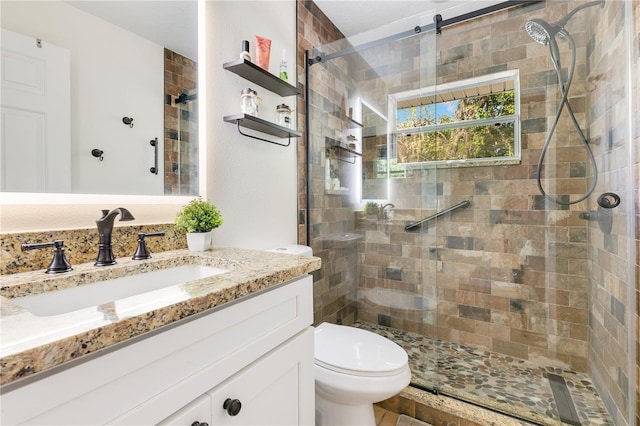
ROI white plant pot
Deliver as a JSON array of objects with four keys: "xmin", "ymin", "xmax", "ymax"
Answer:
[{"xmin": 186, "ymin": 231, "xmax": 212, "ymax": 251}]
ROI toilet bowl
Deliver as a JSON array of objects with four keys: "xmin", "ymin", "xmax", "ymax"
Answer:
[{"xmin": 314, "ymin": 322, "xmax": 411, "ymax": 426}]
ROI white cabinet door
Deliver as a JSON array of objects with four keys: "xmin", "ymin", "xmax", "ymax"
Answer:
[
  {"xmin": 208, "ymin": 328, "xmax": 314, "ymax": 426},
  {"xmin": 156, "ymin": 395, "xmax": 211, "ymax": 426}
]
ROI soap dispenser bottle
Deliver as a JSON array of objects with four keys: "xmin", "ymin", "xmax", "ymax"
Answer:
[
  {"xmin": 240, "ymin": 40, "xmax": 251, "ymax": 61},
  {"xmin": 279, "ymin": 49, "xmax": 288, "ymax": 82}
]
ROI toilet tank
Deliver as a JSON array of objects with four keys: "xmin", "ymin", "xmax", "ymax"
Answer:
[{"xmin": 266, "ymin": 245, "xmax": 313, "ymax": 256}]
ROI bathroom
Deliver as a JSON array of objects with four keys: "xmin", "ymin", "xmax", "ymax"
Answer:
[{"xmin": 0, "ymin": 0, "xmax": 638, "ymax": 425}]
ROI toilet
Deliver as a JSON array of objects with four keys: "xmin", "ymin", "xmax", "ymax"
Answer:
[
  {"xmin": 266, "ymin": 245, "xmax": 410, "ymax": 425},
  {"xmin": 314, "ymin": 322, "xmax": 411, "ymax": 426}
]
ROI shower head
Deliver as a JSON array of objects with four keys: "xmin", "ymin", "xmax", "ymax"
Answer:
[
  {"xmin": 525, "ymin": 1, "xmax": 605, "ymax": 43},
  {"xmin": 525, "ymin": 1, "xmax": 604, "ymax": 67},
  {"xmin": 525, "ymin": 18, "xmax": 563, "ymax": 67},
  {"xmin": 525, "ymin": 18, "xmax": 557, "ymax": 45}
]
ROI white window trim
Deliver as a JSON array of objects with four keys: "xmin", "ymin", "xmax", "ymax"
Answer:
[{"xmin": 388, "ymin": 69, "xmax": 521, "ymax": 167}]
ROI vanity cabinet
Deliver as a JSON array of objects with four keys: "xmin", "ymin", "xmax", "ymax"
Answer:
[
  {"xmin": 1, "ymin": 276, "xmax": 314, "ymax": 426},
  {"xmin": 157, "ymin": 328, "xmax": 311, "ymax": 426}
]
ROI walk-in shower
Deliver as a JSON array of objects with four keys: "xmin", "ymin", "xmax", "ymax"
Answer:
[{"xmin": 305, "ymin": 0, "xmax": 636, "ymax": 424}]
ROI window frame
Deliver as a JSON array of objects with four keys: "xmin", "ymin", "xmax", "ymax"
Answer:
[{"xmin": 388, "ymin": 69, "xmax": 521, "ymax": 167}]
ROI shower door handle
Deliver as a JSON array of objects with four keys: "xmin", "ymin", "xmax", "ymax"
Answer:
[{"xmin": 149, "ymin": 137, "xmax": 159, "ymax": 175}]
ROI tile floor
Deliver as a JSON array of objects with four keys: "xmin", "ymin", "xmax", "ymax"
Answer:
[
  {"xmin": 357, "ymin": 322, "xmax": 613, "ymax": 426},
  {"xmin": 375, "ymin": 406, "xmax": 434, "ymax": 426}
]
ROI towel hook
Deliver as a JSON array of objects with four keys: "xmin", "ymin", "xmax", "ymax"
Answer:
[{"xmin": 91, "ymin": 149, "xmax": 104, "ymax": 161}]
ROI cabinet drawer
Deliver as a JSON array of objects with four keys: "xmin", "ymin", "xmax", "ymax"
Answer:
[{"xmin": 157, "ymin": 395, "xmax": 210, "ymax": 426}]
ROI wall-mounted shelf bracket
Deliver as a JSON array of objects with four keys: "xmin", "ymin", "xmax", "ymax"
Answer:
[{"xmin": 224, "ymin": 114, "xmax": 301, "ymax": 147}]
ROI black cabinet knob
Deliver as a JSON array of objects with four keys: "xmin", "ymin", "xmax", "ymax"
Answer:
[
  {"xmin": 223, "ymin": 398, "xmax": 242, "ymax": 416},
  {"xmin": 190, "ymin": 422, "xmax": 209, "ymax": 426}
]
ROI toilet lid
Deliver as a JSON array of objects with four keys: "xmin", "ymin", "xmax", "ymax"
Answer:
[{"xmin": 314, "ymin": 322, "xmax": 408, "ymax": 377}]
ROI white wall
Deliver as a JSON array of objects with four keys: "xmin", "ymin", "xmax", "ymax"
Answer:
[
  {"xmin": 205, "ymin": 1, "xmax": 298, "ymax": 250},
  {"xmin": 1, "ymin": 1, "xmax": 164, "ymax": 196}
]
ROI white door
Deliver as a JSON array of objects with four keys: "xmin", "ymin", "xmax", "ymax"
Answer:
[{"xmin": 1, "ymin": 28, "xmax": 71, "ymax": 193}]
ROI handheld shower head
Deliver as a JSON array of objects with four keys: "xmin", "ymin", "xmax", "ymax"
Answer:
[
  {"xmin": 524, "ymin": 18, "xmax": 556, "ymax": 45},
  {"xmin": 525, "ymin": 0, "xmax": 605, "ymax": 44},
  {"xmin": 525, "ymin": 1, "xmax": 605, "ymax": 70},
  {"xmin": 525, "ymin": 18, "xmax": 562, "ymax": 67}
]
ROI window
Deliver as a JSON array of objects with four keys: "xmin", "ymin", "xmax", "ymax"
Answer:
[{"xmin": 389, "ymin": 70, "xmax": 520, "ymax": 166}]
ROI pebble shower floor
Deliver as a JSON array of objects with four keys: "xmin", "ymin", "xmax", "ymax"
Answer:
[{"xmin": 355, "ymin": 322, "xmax": 613, "ymax": 426}]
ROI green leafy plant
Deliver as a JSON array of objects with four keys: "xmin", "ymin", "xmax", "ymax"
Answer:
[
  {"xmin": 364, "ymin": 201, "xmax": 380, "ymax": 216},
  {"xmin": 175, "ymin": 197, "xmax": 223, "ymax": 233}
]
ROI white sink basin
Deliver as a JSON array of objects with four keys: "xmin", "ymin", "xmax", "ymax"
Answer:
[{"xmin": 11, "ymin": 265, "xmax": 228, "ymax": 317}]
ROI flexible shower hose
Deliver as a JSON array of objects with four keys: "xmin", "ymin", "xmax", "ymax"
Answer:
[{"xmin": 535, "ymin": 30, "xmax": 598, "ymax": 206}]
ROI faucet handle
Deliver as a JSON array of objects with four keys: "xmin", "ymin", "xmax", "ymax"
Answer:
[
  {"xmin": 132, "ymin": 232, "xmax": 165, "ymax": 260},
  {"xmin": 22, "ymin": 240, "xmax": 73, "ymax": 274}
]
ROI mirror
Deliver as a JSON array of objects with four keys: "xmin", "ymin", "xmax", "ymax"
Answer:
[
  {"xmin": 0, "ymin": 0, "xmax": 198, "ymax": 196},
  {"xmin": 361, "ymin": 102, "xmax": 389, "ymax": 201}
]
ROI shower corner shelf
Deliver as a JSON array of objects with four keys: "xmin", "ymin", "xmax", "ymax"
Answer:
[
  {"xmin": 343, "ymin": 116, "xmax": 363, "ymax": 128},
  {"xmin": 223, "ymin": 58, "xmax": 301, "ymax": 97},
  {"xmin": 326, "ymin": 137, "xmax": 361, "ymax": 163},
  {"xmin": 224, "ymin": 114, "xmax": 302, "ymax": 139}
]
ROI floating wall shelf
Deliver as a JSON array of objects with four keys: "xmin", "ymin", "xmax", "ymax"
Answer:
[
  {"xmin": 223, "ymin": 59, "xmax": 301, "ymax": 97},
  {"xmin": 224, "ymin": 114, "xmax": 302, "ymax": 139},
  {"xmin": 343, "ymin": 116, "xmax": 363, "ymax": 128}
]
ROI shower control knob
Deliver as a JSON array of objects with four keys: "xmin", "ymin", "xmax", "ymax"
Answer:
[{"xmin": 223, "ymin": 398, "xmax": 242, "ymax": 416}]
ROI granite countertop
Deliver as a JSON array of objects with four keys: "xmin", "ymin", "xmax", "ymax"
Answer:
[{"xmin": 0, "ymin": 247, "xmax": 321, "ymax": 386}]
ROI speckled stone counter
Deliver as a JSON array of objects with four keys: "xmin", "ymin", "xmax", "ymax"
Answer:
[{"xmin": 0, "ymin": 248, "xmax": 321, "ymax": 386}]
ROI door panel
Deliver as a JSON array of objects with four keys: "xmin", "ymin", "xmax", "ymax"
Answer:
[{"xmin": 1, "ymin": 28, "xmax": 70, "ymax": 192}]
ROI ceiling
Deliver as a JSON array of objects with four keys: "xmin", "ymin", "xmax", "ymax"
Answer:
[
  {"xmin": 66, "ymin": 1, "xmax": 197, "ymax": 60},
  {"xmin": 65, "ymin": 0, "xmax": 506, "ymax": 63},
  {"xmin": 314, "ymin": 0, "xmax": 505, "ymax": 45}
]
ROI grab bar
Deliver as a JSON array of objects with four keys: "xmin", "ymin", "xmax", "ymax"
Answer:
[
  {"xmin": 149, "ymin": 137, "xmax": 159, "ymax": 175},
  {"xmin": 404, "ymin": 200, "xmax": 471, "ymax": 232}
]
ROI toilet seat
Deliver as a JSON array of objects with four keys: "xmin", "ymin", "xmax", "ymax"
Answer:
[{"xmin": 314, "ymin": 322, "xmax": 408, "ymax": 377}]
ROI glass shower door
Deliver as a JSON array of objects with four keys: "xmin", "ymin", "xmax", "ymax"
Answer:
[{"xmin": 307, "ymin": 24, "xmax": 441, "ymax": 393}]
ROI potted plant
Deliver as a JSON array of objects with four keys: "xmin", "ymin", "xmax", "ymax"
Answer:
[
  {"xmin": 175, "ymin": 197, "xmax": 223, "ymax": 251},
  {"xmin": 364, "ymin": 201, "xmax": 380, "ymax": 219}
]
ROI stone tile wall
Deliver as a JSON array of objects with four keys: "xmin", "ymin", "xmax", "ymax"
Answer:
[
  {"xmin": 584, "ymin": 2, "xmax": 636, "ymax": 424},
  {"xmin": 164, "ymin": 48, "xmax": 198, "ymax": 195},
  {"xmin": 297, "ymin": 1, "xmax": 360, "ymax": 325},
  {"xmin": 351, "ymin": 1, "xmax": 595, "ymax": 372}
]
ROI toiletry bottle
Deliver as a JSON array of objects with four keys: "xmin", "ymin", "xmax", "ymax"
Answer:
[
  {"xmin": 279, "ymin": 49, "xmax": 288, "ymax": 82},
  {"xmin": 240, "ymin": 40, "xmax": 251, "ymax": 61}
]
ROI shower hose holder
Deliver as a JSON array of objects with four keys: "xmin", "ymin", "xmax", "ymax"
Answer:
[{"xmin": 579, "ymin": 192, "xmax": 620, "ymax": 234}]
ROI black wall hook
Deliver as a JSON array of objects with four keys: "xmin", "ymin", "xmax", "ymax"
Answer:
[
  {"xmin": 91, "ymin": 149, "xmax": 104, "ymax": 161},
  {"xmin": 122, "ymin": 117, "xmax": 134, "ymax": 128}
]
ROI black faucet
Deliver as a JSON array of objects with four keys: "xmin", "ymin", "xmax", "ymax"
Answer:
[
  {"xmin": 22, "ymin": 240, "xmax": 73, "ymax": 274},
  {"xmin": 95, "ymin": 207, "xmax": 135, "ymax": 266}
]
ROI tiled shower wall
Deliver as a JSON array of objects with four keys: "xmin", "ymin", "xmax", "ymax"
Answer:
[
  {"xmin": 164, "ymin": 48, "xmax": 198, "ymax": 195},
  {"xmin": 297, "ymin": 1, "xmax": 360, "ymax": 324},
  {"xmin": 585, "ymin": 2, "xmax": 636, "ymax": 423},
  {"xmin": 356, "ymin": 1, "xmax": 596, "ymax": 371}
]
